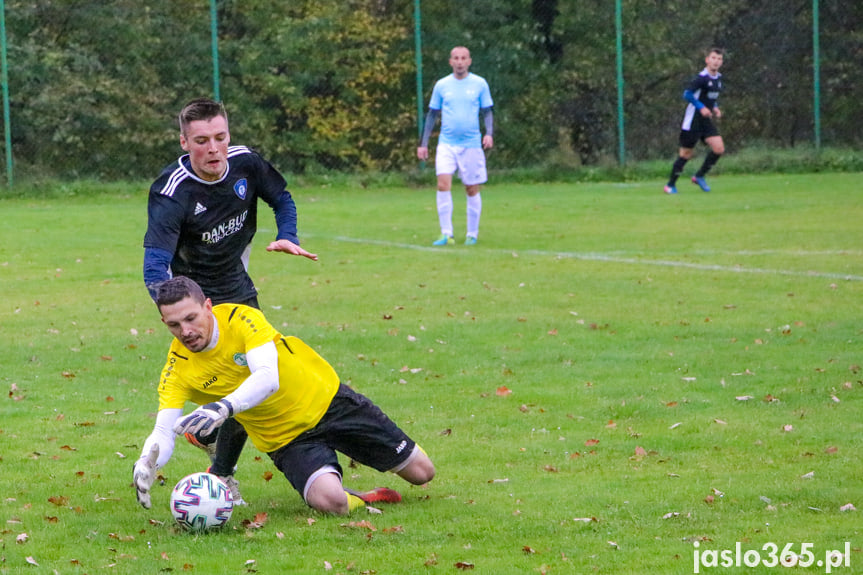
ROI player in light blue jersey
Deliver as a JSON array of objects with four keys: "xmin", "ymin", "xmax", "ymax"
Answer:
[{"xmin": 417, "ymin": 47, "xmax": 494, "ymax": 246}]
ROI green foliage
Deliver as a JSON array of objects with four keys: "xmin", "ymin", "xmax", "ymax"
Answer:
[
  {"xmin": 1, "ymin": 1, "xmax": 862, "ymax": 179},
  {"xmin": 223, "ymin": 0, "xmax": 417, "ymax": 173}
]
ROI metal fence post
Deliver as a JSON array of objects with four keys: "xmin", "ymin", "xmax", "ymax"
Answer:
[{"xmin": 1, "ymin": 0, "xmax": 12, "ymax": 187}]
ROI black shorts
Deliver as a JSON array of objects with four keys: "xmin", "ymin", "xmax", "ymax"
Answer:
[
  {"xmin": 268, "ymin": 384, "xmax": 415, "ymax": 499},
  {"xmin": 679, "ymin": 116, "xmax": 719, "ymax": 149}
]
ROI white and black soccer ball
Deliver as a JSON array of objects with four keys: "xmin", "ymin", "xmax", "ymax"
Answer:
[{"xmin": 170, "ymin": 472, "xmax": 233, "ymax": 532}]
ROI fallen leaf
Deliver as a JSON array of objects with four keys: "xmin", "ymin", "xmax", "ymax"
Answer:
[
  {"xmin": 669, "ymin": 422, "xmax": 682, "ymax": 429},
  {"xmin": 454, "ymin": 561, "xmax": 475, "ymax": 570},
  {"xmin": 662, "ymin": 512, "xmax": 680, "ymax": 519},
  {"xmin": 840, "ymin": 503, "xmax": 856, "ymax": 512},
  {"xmin": 496, "ymin": 386, "xmax": 512, "ymax": 396},
  {"xmin": 242, "ymin": 512, "xmax": 269, "ymax": 530},
  {"xmin": 800, "ymin": 471, "xmax": 814, "ymax": 479},
  {"xmin": 26, "ymin": 557, "xmax": 39, "ymax": 566},
  {"xmin": 16, "ymin": 533, "xmax": 28, "ymax": 544},
  {"xmin": 523, "ymin": 546, "xmax": 536, "ymax": 554},
  {"xmin": 714, "ymin": 419, "xmax": 727, "ymax": 425},
  {"xmin": 782, "ymin": 424, "xmax": 793, "ymax": 432},
  {"xmin": 341, "ymin": 520, "xmax": 376, "ymax": 531},
  {"xmin": 584, "ymin": 439, "xmax": 599, "ymax": 446},
  {"xmin": 735, "ymin": 395, "xmax": 754, "ymax": 401}
]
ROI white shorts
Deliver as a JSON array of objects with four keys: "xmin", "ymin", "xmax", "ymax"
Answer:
[{"xmin": 435, "ymin": 143, "xmax": 488, "ymax": 186}]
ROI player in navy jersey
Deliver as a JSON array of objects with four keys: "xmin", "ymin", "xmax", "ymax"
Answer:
[
  {"xmin": 142, "ymin": 98, "xmax": 318, "ymax": 503},
  {"xmin": 664, "ymin": 48, "xmax": 725, "ymax": 194}
]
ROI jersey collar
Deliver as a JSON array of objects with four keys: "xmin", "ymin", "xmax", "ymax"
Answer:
[{"xmin": 178, "ymin": 155, "xmax": 230, "ymax": 185}]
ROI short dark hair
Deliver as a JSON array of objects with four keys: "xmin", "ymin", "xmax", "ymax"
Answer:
[
  {"xmin": 707, "ymin": 47, "xmax": 725, "ymax": 57},
  {"xmin": 154, "ymin": 276, "xmax": 207, "ymax": 308},
  {"xmin": 178, "ymin": 98, "xmax": 228, "ymax": 134}
]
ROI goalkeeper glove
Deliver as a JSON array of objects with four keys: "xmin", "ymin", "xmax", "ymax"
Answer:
[
  {"xmin": 172, "ymin": 399, "xmax": 234, "ymax": 438},
  {"xmin": 133, "ymin": 443, "xmax": 160, "ymax": 509}
]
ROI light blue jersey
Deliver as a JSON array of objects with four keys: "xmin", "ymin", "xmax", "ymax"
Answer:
[{"xmin": 429, "ymin": 73, "xmax": 493, "ymax": 148}]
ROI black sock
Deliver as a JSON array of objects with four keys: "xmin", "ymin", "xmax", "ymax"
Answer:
[
  {"xmin": 668, "ymin": 156, "xmax": 688, "ymax": 186},
  {"xmin": 209, "ymin": 417, "xmax": 248, "ymax": 476},
  {"xmin": 696, "ymin": 152, "xmax": 721, "ymax": 178}
]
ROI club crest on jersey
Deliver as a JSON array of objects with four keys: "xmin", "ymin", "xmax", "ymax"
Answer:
[
  {"xmin": 233, "ymin": 353, "xmax": 248, "ymax": 367},
  {"xmin": 234, "ymin": 179, "xmax": 248, "ymax": 200}
]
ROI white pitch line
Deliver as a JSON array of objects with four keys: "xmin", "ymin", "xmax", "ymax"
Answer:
[{"xmin": 308, "ymin": 235, "xmax": 863, "ymax": 282}]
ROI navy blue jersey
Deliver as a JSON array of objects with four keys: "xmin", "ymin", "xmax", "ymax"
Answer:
[
  {"xmin": 680, "ymin": 68, "xmax": 723, "ymax": 131},
  {"xmin": 144, "ymin": 145, "xmax": 297, "ymax": 304}
]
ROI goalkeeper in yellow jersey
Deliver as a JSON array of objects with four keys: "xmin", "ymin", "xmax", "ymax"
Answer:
[{"xmin": 133, "ymin": 276, "xmax": 435, "ymax": 515}]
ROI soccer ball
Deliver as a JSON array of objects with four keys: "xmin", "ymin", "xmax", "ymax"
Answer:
[{"xmin": 170, "ymin": 472, "xmax": 233, "ymax": 532}]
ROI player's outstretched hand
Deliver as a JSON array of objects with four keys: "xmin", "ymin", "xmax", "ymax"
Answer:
[
  {"xmin": 173, "ymin": 400, "xmax": 234, "ymax": 438},
  {"xmin": 133, "ymin": 443, "xmax": 160, "ymax": 509},
  {"xmin": 266, "ymin": 239, "xmax": 318, "ymax": 261}
]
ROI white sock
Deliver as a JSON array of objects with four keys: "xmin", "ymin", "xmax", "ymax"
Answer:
[
  {"xmin": 466, "ymin": 193, "xmax": 482, "ymax": 238},
  {"xmin": 436, "ymin": 191, "xmax": 453, "ymax": 236}
]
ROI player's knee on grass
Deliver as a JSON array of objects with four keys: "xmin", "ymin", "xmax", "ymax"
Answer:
[
  {"xmin": 305, "ymin": 472, "xmax": 350, "ymax": 515},
  {"xmin": 394, "ymin": 445, "xmax": 436, "ymax": 485}
]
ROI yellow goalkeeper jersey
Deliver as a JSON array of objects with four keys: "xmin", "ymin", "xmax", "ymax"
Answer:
[{"xmin": 157, "ymin": 304, "xmax": 339, "ymax": 453}]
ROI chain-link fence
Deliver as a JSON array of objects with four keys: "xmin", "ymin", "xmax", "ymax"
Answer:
[{"xmin": 1, "ymin": 0, "xmax": 860, "ymax": 183}]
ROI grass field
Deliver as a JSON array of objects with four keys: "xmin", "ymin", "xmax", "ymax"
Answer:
[{"xmin": 1, "ymin": 173, "xmax": 862, "ymax": 574}]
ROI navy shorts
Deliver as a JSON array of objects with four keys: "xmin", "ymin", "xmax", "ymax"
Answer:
[
  {"xmin": 679, "ymin": 116, "xmax": 719, "ymax": 149},
  {"xmin": 268, "ymin": 384, "xmax": 415, "ymax": 498}
]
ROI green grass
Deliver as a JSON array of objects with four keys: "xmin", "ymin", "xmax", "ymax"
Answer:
[{"xmin": 1, "ymin": 173, "xmax": 862, "ymax": 574}]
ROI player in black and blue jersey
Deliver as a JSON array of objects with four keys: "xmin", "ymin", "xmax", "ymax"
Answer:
[
  {"xmin": 142, "ymin": 98, "xmax": 318, "ymax": 503},
  {"xmin": 664, "ymin": 48, "xmax": 726, "ymax": 194}
]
